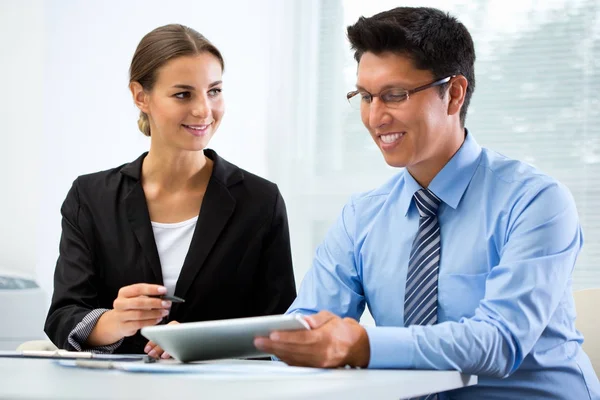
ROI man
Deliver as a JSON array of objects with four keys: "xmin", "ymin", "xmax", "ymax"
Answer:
[{"xmin": 254, "ymin": 6, "xmax": 600, "ymax": 400}]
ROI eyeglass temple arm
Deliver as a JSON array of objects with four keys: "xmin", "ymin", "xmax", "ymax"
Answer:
[{"xmin": 407, "ymin": 75, "xmax": 455, "ymax": 96}]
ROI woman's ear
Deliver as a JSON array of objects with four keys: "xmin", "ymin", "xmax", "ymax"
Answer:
[
  {"xmin": 129, "ymin": 81, "xmax": 149, "ymax": 114},
  {"xmin": 447, "ymin": 75, "xmax": 468, "ymax": 118}
]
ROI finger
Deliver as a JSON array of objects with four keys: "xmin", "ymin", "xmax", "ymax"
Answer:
[
  {"xmin": 121, "ymin": 309, "xmax": 169, "ymax": 322},
  {"xmin": 114, "ymin": 296, "xmax": 170, "ymax": 311},
  {"xmin": 118, "ymin": 284, "xmax": 167, "ymax": 299},
  {"xmin": 274, "ymin": 346, "xmax": 334, "ymax": 368},
  {"xmin": 305, "ymin": 311, "xmax": 336, "ymax": 329},
  {"xmin": 122, "ymin": 317, "xmax": 164, "ymax": 337},
  {"xmin": 254, "ymin": 337, "xmax": 274, "ymax": 353},
  {"xmin": 158, "ymin": 323, "xmax": 178, "ymax": 357},
  {"xmin": 254, "ymin": 337, "xmax": 314, "ymax": 356},
  {"xmin": 146, "ymin": 344, "xmax": 160, "ymax": 356},
  {"xmin": 148, "ymin": 344, "xmax": 165, "ymax": 359},
  {"xmin": 268, "ymin": 329, "xmax": 317, "ymax": 344},
  {"xmin": 276, "ymin": 350, "xmax": 323, "ymax": 367},
  {"xmin": 254, "ymin": 338, "xmax": 324, "ymax": 367},
  {"xmin": 144, "ymin": 322, "xmax": 178, "ymax": 356},
  {"xmin": 144, "ymin": 341, "xmax": 157, "ymax": 354}
]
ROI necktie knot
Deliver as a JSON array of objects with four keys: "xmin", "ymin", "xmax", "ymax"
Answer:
[{"xmin": 414, "ymin": 188, "xmax": 441, "ymax": 218}]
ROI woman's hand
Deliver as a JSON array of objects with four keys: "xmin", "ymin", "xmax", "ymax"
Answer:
[
  {"xmin": 144, "ymin": 320, "xmax": 180, "ymax": 359},
  {"xmin": 87, "ymin": 284, "xmax": 172, "ymax": 347}
]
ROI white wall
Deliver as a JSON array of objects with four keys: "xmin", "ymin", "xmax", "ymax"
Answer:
[
  {"xmin": 0, "ymin": 0, "xmax": 287, "ymax": 298},
  {"xmin": 0, "ymin": 1, "xmax": 44, "ymax": 279}
]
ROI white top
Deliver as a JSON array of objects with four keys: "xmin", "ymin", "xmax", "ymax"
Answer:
[{"xmin": 151, "ymin": 216, "xmax": 198, "ymax": 296}]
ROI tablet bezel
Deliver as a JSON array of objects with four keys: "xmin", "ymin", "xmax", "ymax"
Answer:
[{"xmin": 141, "ymin": 314, "xmax": 310, "ymax": 362}]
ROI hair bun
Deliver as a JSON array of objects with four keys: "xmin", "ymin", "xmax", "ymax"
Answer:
[{"xmin": 138, "ymin": 112, "xmax": 151, "ymax": 136}]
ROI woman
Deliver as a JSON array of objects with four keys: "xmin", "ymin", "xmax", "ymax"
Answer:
[{"xmin": 44, "ymin": 24, "xmax": 296, "ymax": 357}]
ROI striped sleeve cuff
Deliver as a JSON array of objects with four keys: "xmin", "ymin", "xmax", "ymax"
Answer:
[{"xmin": 68, "ymin": 308, "xmax": 124, "ymax": 353}]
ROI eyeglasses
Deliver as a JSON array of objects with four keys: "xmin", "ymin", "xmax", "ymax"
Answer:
[{"xmin": 346, "ymin": 76, "xmax": 454, "ymax": 109}]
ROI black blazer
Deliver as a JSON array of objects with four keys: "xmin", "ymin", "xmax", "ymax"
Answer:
[{"xmin": 44, "ymin": 150, "xmax": 296, "ymax": 353}]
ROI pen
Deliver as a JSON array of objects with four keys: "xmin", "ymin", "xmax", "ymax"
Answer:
[
  {"xmin": 0, "ymin": 350, "xmax": 152, "ymax": 362},
  {"xmin": 150, "ymin": 294, "xmax": 185, "ymax": 303},
  {"xmin": 73, "ymin": 355, "xmax": 155, "ymax": 369}
]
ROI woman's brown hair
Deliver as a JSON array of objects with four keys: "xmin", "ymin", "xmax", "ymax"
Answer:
[{"xmin": 129, "ymin": 24, "xmax": 224, "ymax": 136}]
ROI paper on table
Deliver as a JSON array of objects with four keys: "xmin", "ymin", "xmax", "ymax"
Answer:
[
  {"xmin": 0, "ymin": 350, "xmax": 150, "ymax": 362},
  {"xmin": 56, "ymin": 359, "xmax": 327, "ymax": 375},
  {"xmin": 0, "ymin": 350, "xmax": 90, "ymax": 359}
]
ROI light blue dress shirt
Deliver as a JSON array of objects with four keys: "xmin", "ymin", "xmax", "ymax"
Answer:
[{"xmin": 288, "ymin": 132, "xmax": 600, "ymax": 399}]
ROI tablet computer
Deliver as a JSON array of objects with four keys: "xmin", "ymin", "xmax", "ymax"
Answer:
[{"xmin": 141, "ymin": 314, "xmax": 310, "ymax": 362}]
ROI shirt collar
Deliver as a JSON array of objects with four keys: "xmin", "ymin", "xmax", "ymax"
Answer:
[{"xmin": 399, "ymin": 129, "xmax": 482, "ymax": 216}]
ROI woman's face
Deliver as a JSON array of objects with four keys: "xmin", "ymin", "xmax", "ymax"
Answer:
[{"xmin": 134, "ymin": 52, "xmax": 224, "ymax": 151}]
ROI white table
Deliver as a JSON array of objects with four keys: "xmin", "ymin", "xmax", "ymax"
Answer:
[{"xmin": 0, "ymin": 358, "xmax": 477, "ymax": 399}]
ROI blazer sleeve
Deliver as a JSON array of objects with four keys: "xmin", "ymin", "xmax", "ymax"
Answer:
[
  {"xmin": 252, "ymin": 187, "xmax": 297, "ymax": 315},
  {"xmin": 44, "ymin": 179, "xmax": 104, "ymax": 350}
]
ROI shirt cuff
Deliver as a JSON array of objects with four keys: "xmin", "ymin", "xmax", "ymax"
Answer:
[
  {"xmin": 365, "ymin": 326, "xmax": 415, "ymax": 369},
  {"xmin": 68, "ymin": 308, "xmax": 123, "ymax": 353}
]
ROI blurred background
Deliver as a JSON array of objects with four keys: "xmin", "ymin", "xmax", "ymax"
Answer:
[{"xmin": 1, "ymin": 0, "xmax": 599, "ymax": 345}]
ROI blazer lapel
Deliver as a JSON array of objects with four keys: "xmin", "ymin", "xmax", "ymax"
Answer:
[
  {"xmin": 121, "ymin": 153, "xmax": 163, "ymax": 284},
  {"xmin": 174, "ymin": 149, "xmax": 242, "ymax": 302},
  {"xmin": 125, "ymin": 182, "xmax": 164, "ymax": 284},
  {"xmin": 174, "ymin": 177, "xmax": 236, "ymax": 300},
  {"xmin": 119, "ymin": 150, "xmax": 242, "ymax": 300}
]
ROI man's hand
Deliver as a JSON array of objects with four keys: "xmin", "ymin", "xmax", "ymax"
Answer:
[
  {"xmin": 253, "ymin": 311, "xmax": 370, "ymax": 368},
  {"xmin": 144, "ymin": 321, "xmax": 179, "ymax": 359}
]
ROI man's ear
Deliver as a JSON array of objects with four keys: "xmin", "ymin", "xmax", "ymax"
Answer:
[
  {"xmin": 129, "ymin": 81, "xmax": 149, "ymax": 114},
  {"xmin": 447, "ymin": 75, "xmax": 468, "ymax": 118}
]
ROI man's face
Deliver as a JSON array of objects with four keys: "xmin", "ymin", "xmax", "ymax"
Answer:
[{"xmin": 356, "ymin": 52, "xmax": 454, "ymax": 171}]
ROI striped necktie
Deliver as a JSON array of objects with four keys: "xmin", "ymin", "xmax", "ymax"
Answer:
[
  {"xmin": 404, "ymin": 189, "xmax": 442, "ymax": 400},
  {"xmin": 404, "ymin": 188, "xmax": 442, "ymax": 327}
]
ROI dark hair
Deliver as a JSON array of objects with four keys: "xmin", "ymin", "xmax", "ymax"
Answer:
[
  {"xmin": 347, "ymin": 7, "xmax": 475, "ymax": 126},
  {"xmin": 129, "ymin": 24, "xmax": 225, "ymax": 136}
]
